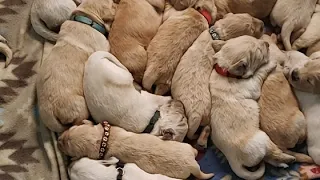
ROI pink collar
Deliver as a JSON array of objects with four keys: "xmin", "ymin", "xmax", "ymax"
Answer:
[{"xmin": 214, "ymin": 64, "xmax": 240, "ymax": 78}]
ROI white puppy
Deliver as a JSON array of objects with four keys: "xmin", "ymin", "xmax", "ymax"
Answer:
[
  {"xmin": 210, "ymin": 36, "xmax": 295, "ymax": 180},
  {"xmin": 284, "ymin": 51, "xmax": 320, "ymax": 165},
  {"xmin": 292, "ymin": 11, "xmax": 320, "ymax": 50},
  {"xmin": 0, "ymin": 35, "xmax": 12, "ymax": 67},
  {"xmin": 270, "ymin": 0, "xmax": 317, "ymax": 50},
  {"xmin": 69, "ymin": 157, "xmax": 181, "ymax": 180},
  {"xmin": 31, "ymin": 0, "xmax": 79, "ymax": 41},
  {"xmin": 83, "ymin": 51, "xmax": 188, "ymax": 142}
]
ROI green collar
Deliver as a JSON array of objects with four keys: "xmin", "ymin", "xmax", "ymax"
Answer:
[
  {"xmin": 71, "ymin": 15, "xmax": 108, "ymax": 38},
  {"xmin": 143, "ymin": 110, "xmax": 160, "ymax": 133}
]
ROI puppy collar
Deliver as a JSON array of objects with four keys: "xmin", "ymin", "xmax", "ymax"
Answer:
[
  {"xmin": 143, "ymin": 110, "xmax": 160, "ymax": 133},
  {"xmin": 98, "ymin": 121, "xmax": 111, "ymax": 160},
  {"xmin": 116, "ymin": 161, "xmax": 125, "ymax": 180},
  {"xmin": 198, "ymin": 9, "xmax": 212, "ymax": 24},
  {"xmin": 70, "ymin": 15, "xmax": 109, "ymax": 38},
  {"xmin": 214, "ymin": 64, "xmax": 240, "ymax": 78},
  {"xmin": 209, "ymin": 26, "xmax": 220, "ymax": 40}
]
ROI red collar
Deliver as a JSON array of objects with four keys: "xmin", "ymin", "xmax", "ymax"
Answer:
[
  {"xmin": 214, "ymin": 64, "xmax": 239, "ymax": 78},
  {"xmin": 198, "ymin": 9, "xmax": 212, "ymax": 24}
]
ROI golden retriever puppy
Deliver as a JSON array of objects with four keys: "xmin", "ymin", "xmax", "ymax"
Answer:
[
  {"xmin": 283, "ymin": 51, "xmax": 320, "ymax": 165},
  {"xmin": 31, "ymin": 0, "xmax": 79, "ymax": 42},
  {"xmin": 58, "ymin": 121, "xmax": 214, "ymax": 179},
  {"xmin": 36, "ymin": 0, "xmax": 117, "ymax": 132},
  {"xmin": 171, "ymin": 13, "xmax": 264, "ymax": 141},
  {"xmin": 143, "ymin": 1, "xmax": 216, "ymax": 95},
  {"xmin": 270, "ymin": 0, "xmax": 317, "ymax": 50},
  {"xmin": 0, "ymin": 35, "xmax": 12, "ymax": 67},
  {"xmin": 292, "ymin": 11, "xmax": 320, "ymax": 51},
  {"xmin": 83, "ymin": 51, "xmax": 187, "ymax": 142},
  {"xmin": 210, "ymin": 36, "xmax": 295, "ymax": 180},
  {"xmin": 69, "ymin": 157, "xmax": 181, "ymax": 180},
  {"xmin": 307, "ymin": 40, "xmax": 320, "ymax": 56},
  {"xmin": 258, "ymin": 35, "xmax": 312, "ymax": 163},
  {"xmin": 109, "ymin": 0, "xmax": 165, "ymax": 84}
]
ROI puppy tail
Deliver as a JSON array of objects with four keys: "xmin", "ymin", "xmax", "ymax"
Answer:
[
  {"xmin": 281, "ymin": 21, "xmax": 295, "ymax": 50},
  {"xmin": 190, "ymin": 161, "xmax": 214, "ymax": 179},
  {"xmin": 0, "ymin": 38, "xmax": 13, "ymax": 68},
  {"xmin": 30, "ymin": 5, "xmax": 59, "ymax": 42},
  {"xmin": 284, "ymin": 150, "xmax": 314, "ymax": 164},
  {"xmin": 228, "ymin": 158, "xmax": 265, "ymax": 180}
]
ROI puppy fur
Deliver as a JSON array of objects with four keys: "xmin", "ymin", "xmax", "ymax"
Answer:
[
  {"xmin": 69, "ymin": 157, "xmax": 181, "ymax": 180},
  {"xmin": 270, "ymin": 0, "xmax": 317, "ymax": 50},
  {"xmin": 31, "ymin": 0, "xmax": 78, "ymax": 42},
  {"xmin": 36, "ymin": 0, "xmax": 117, "ymax": 132},
  {"xmin": 109, "ymin": 0, "xmax": 165, "ymax": 84},
  {"xmin": 292, "ymin": 11, "xmax": 320, "ymax": 51},
  {"xmin": 210, "ymin": 36, "xmax": 295, "ymax": 180},
  {"xmin": 307, "ymin": 40, "xmax": 320, "ymax": 56},
  {"xmin": 171, "ymin": 13, "xmax": 264, "ymax": 140},
  {"xmin": 83, "ymin": 51, "xmax": 187, "ymax": 142},
  {"xmin": 0, "ymin": 35, "xmax": 12, "ymax": 67},
  {"xmin": 284, "ymin": 51, "xmax": 320, "ymax": 165},
  {"xmin": 143, "ymin": 4, "xmax": 213, "ymax": 95},
  {"xmin": 258, "ymin": 35, "xmax": 312, "ymax": 163},
  {"xmin": 58, "ymin": 122, "xmax": 214, "ymax": 179}
]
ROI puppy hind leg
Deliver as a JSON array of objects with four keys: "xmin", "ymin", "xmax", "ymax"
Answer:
[
  {"xmin": 281, "ymin": 21, "xmax": 295, "ymax": 50},
  {"xmin": 265, "ymin": 140, "xmax": 296, "ymax": 166},
  {"xmin": 291, "ymin": 28, "xmax": 308, "ymax": 50},
  {"xmin": 283, "ymin": 150, "xmax": 314, "ymax": 164}
]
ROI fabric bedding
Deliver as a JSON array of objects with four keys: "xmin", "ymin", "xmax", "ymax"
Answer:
[{"xmin": 0, "ymin": 0, "xmax": 320, "ymax": 179}]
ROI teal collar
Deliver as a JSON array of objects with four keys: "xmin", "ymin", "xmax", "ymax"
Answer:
[
  {"xmin": 71, "ymin": 15, "xmax": 108, "ymax": 38},
  {"xmin": 143, "ymin": 110, "xmax": 160, "ymax": 133}
]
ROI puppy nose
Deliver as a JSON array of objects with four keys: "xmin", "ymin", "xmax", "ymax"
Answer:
[{"xmin": 291, "ymin": 69, "xmax": 300, "ymax": 81}]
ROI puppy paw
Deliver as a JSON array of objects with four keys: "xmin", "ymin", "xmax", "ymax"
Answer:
[{"xmin": 161, "ymin": 128, "xmax": 175, "ymax": 140}]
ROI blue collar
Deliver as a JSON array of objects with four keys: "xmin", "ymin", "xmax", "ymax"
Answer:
[{"xmin": 71, "ymin": 15, "xmax": 109, "ymax": 38}]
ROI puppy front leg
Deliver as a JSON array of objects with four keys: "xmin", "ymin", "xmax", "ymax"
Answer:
[{"xmin": 253, "ymin": 60, "xmax": 277, "ymax": 86}]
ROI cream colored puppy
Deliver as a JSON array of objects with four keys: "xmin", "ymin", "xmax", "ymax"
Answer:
[
  {"xmin": 30, "ymin": 0, "xmax": 80, "ymax": 42},
  {"xmin": 58, "ymin": 121, "xmax": 214, "ymax": 180},
  {"xmin": 284, "ymin": 51, "xmax": 320, "ymax": 165},
  {"xmin": 171, "ymin": 13, "xmax": 264, "ymax": 140},
  {"xmin": 270, "ymin": 0, "xmax": 317, "ymax": 50},
  {"xmin": 292, "ymin": 11, "xmax": 320, "ymax": 51},
  {"xmin": 259, "ymin": 35, "xmax": 312, "ymax": 163},
  {"xmin": 307, "ymin": 40, "xmax": 320, "ymax": 56},
  {"xmin": 210, "ymin": 36, "xmax": 295, "ymax": 180},
  {"xmin": 69, "ymin": 157, "xmax": 181, "ymax": 180},
  {"xmin": 36, "ymin": 0, "xmax": 117, "ymax": 132},
  {"xmin": 109, "ymin": 0, "xmax": 165, "ymax": 84},
  {"xmin": 83, "ymin": 51, "xmax": 187, "ymax": 142},
  {"xmin": 142, "ymin": 1, "xmax": 215, "ymax": 95},
  {"xmin": 0, "ymin": 35, "xmax": 12, "ymax": 67}
]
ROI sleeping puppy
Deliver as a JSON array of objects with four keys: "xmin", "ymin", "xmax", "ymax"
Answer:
[
  {"xmin": 283, "ymin": 51, "xmax": 320, "ymax": 165},
  {"xmin": 58, "ymin": 121, "xmax": 214, "ymax": 179},
  {"xmin": 31, "ymin": 0, "xmax": 79, "ymax": 42},
  {"xmin": 36, "ymin": 0, "xmax": 117, "ymax": 132},
  {"xmin": 69, "ymin": 157, "xmax": 181, "ymax": 180},
  {"xmin": 307, "ymin": 40, "xmax": 320, "ymax": 56},
  {"xmin": 0, "ymin": 35, "xmax": 12, "ymax": 68},
  {"xmin": 292, "ymin": 11, "xmax": 320, "ymax": 51},
  {"xmin": 270, "ymin": 0, "xmax": 317, "ymax": 50},
  {"xmin": 209, "ymin": 36, "xmax": 295, "ymax": 180},
  {"xmin": 83, "ymin": 51, "xmax": 187, "ymax": 142},
  {"xmin": 142, "ymin": 1, "xmax": 215, "ymax": 95},
  {"xmin": 109, "ymin": 0, "xmax": 165, "ymax": 84},
  {"xmin": 258, "ymin": 35, "xmax": 313, "ymax": 163},
  {"xmin": 171, "ymin": 13, "xmax": 264, "ymax": 141}
]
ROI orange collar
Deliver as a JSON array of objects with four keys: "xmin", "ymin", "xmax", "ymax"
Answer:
[
  {"xmin": 198, "ymin": 9, "xmax": 212, "ymax": 24},
  {"xmin": 214, "ymin": 64, "xmax": 240, "ymax": 79}
]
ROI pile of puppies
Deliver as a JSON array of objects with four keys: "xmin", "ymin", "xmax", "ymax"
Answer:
[{"xmin": 32, "ymin": 0, "xmax": 320, "ymax": 179}]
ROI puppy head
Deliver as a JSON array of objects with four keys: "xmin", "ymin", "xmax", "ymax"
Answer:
[
  {"xmin": 193, "ymin": 0, "xmax": 217, "ymax": 25},
  {"xmin": 74, "ymin": 0, "xmax": 117, "ymax": 31},
  {"xmin": 214, "ymin": 13, "xmax": 264, "ymax": 40},
  {"xmin": 285, "ymin": 51, "xmax": 320, "ymax": 93},
  {"xmin": 214, "ymin": 35, "xmax": 270, "ymax": 78},
  {"xmin": 151, "ymin": 100, "xmax": 188, "ymax": 142},
  {"xmin": 58, "ymin": 121, "xmax": 103, "ymax": 160}
]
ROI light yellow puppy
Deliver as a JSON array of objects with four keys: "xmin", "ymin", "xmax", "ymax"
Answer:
[
  {"xmin": 270, "ymin": 0, "xmax": 317, "ymax": 50},
  {"xmin": 259, "ymin": 35, "xmax": 313, "ymax": 163},
  {"xmin": 36, "ymin": 0, "xmax": 117, "ymax": 132},
  {"xmin": 58, "ymin": 121, "xmax": 214, "ymax": 180},
  {"xmin": 109, "ymin": 0, "xmax": 165, "ymax": 84},
  {"xmin": 210, "ymin": 36, "xmax": 295, "ymax": 180},
  {"xmin": 171, "ymin": 13, "xmax": 264, "ymax": 141}
]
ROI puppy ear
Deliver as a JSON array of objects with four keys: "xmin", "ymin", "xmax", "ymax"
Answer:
[{"xmin": 82, "ymin": 120, "xmax": 94, "ymax": 125}]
